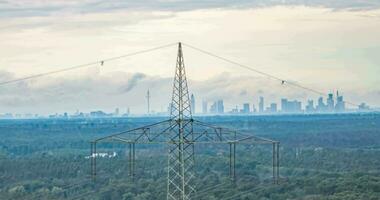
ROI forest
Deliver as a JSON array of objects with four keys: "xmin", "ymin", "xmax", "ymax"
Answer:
[{"xmin": 0, "ymin": 113, "xmax": 380, "ymax": 200}]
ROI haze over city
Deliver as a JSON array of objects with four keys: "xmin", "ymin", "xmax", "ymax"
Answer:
[{"xmin": 1, "ymin": 0, "xmax": 380, "ymax": 115}]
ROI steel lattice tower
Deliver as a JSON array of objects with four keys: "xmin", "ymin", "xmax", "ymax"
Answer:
[{"xmin": 167, "ymin": 42, "xmax": 195, "ymax": 200}]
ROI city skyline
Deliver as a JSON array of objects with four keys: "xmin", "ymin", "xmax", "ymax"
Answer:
[{"xmin": 1, "ymin": 90, "xmax": 375, "ymax": 119}]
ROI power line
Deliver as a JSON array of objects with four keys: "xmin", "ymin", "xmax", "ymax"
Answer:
[
  {"xmin": 0, "ymin": 42, "xmax": 177, "ymax": 87},
  {"xmin": 182, "ymin": 43, "xmax": 362, "ymax": 108}
]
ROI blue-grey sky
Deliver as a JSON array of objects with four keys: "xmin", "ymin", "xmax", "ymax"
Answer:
[
  {"xmin": 1, "ymin": 0, "xmax": 380, "ymax": 18},
  {"xmin": 0, "ymin": 0, "xmax": 380, "ymax": 114}
]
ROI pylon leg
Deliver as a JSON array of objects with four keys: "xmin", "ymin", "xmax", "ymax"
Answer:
[
  {"xmin": 229, "ymin": 143, "xmax": 232, "ymax": 179},
  {"xmin": 276, "ymin": 142, "xmax": 280, "ymax": 184},
  {"xmin": 272, "ymin": 142, "xmax": 275, "ymax": 184},
  {"xmin": 90, "ymin": 142, "xmax": 94, "ymax": 180},
  {"xmin": 129, "ymin": 143, "xmax": 132, "ymax": 177},
  {"xmin": 233, "ymin": 143, "xmax": 236, "ymax": 181},
  {"xmin": 133, "ymin": 143, "xmax": 136, "ymax": 178},
  {"xmin": 94, "ymin": 142, "xmax": 97, "ymax": 181}
]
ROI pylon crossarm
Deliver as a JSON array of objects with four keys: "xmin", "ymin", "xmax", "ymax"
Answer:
[
  {"xmin": 93, "ymin": 119, "xmax": 171, "ymax": 142},
  {"xmin": 110, "ymin": 136, "xmax": 133, "ymax": 143},
  {"xmin": 234, "ymin": 135, "xmax": 278, "ymax": 144},
  {"xmin": 193, "ymin": 121, "xmax": 251, "ymax": 139},
  {"xmin": 149, "ymin": 122, "xmax": 178, "ymax": 141},
  {"xmin": 192, "ymin": 123, "xmax": 229, "ymax": 142},
  {"xmin": 134, "ymin": 128, "xmax": 150, "ymax": 142},
  {"xmin": 192, "ymin": 120, "xmax": 238, "ymax": 133},
  {"xmin": 102, "ymin": 134, "xmax": 275, "ymax": 145},
  {"xmin": 91, "ymin": 138, "xmax": 261, "ymax": 145},
  {"xmin": 193, "ymin": 130, "xmax": 212, "ymax": 141},
  {"xmin": 192, "ymin": 120, "xmax": 277, "ymax": 144},
  {"xmin": 193, "ymin": 121, "xmax": 239, "ymax": 138}
]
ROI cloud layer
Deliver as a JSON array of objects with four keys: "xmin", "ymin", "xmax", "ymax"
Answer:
[
  {"xmin": 1, "ymin": 4, "xmax": 380, "ymax": 113},
  {"xmin": 0, "ymin": 69, "xmax": 379, "ymax": 115},
  {"xmin": 1, "ymin": 0, "xmax": 380, "ymax": 18}
]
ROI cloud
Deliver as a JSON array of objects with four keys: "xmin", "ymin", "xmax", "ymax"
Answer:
[
  {"xmin": 1, "ymin": 0, "xmax": 380, "ymax": 18},
  {"xmin": 0, "ymin": 6, "xmax": 380, "ymax": 113},
  {"xmin": 119, "ymin": 73, "xmax": 146, "ymax": 93},
  {"xmin": 0, "ymin": 70, "xmax": 13, "ymax": 81},
  {"xmin": 0, "ymin": 69, "xmax": 379, "ymax": 114},
  {"xmin": 239, "ymin": 89, "xmax": 247, "ymax": 96}
]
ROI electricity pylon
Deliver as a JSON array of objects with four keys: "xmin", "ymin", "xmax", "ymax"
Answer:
[
  {"xmin": 167, "ymin": 42, "xmax": 195, "ymax": 200},
  {"xmin": 90, "ymin": 42, "xmax": 280, "ymax": 200}
]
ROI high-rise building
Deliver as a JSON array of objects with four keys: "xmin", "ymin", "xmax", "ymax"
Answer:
[
  {"xmin": 242, "ymin": 103, "xmax": 250, "ymax": 114},
  {"xmin": 294, "ymin": 101, "xmax": 302, "ymax": 113},
  {"xmin": 259, "ymin": 96, "xmax": 264, "ymax": 113},
  {"xmin": 210, "ymin": 102, "xmax": 217, "ymax": 114},
  {"xmin": 190, "ymin": 94, "xmax": 195, "ymax": 114},
  {"xmin": 281, "ymin": 98, "xmax": 288, "ymax": 112},
  {"xmin": 231, "ymin": 106, "xmax": 239, "ymax": 114},
  {"xmin": 335, "ymin": 91, "xmax": 345, "ymax": 112},
  {"xmin": 269, "ymin": 103, "xmax": 277, "ymax": 113},
  {"xmin": 327, "ymin": 93, "xmax": 334, "ymax": 112},
  {"xmin": 217, "ymin": 100, "xmax": 224, "ymax": 114},
  {"xmin": 281, "ymin": 98, "xmax": 302, "ymax": 113},
  {"xmin": 306, "ymin": 100, "xmax": 314, "ymax": 113},
  {"xmin": 114, "ymin": 108, "xmax": 120, "ymax": 116},
  {"xmin": 316, "ymin": 97, "xmax": 327, "ymax": 112},
  {"xmin": 202, "ymin": 101, "xmax": 208, "ymax": 114},
  {"xmin": 210, "ymin": 100, "xmax": 224, "ymax": 114}
]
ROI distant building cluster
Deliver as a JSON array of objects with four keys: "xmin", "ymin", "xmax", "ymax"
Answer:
[
  {"xmin": 280, "ymin": 92, "xmax": 345, "ymax": 113},
  {"xmin": 194, "ymin": 91, "xmax": 373, "ymax": 115},
  {"xmin": 0, "ymin": 91, "xmax": 375, "ymax": 119},
  {"xmin": 0, "ymin": 107, "xmax": 131, "ymax": 119},
  {"xmin": 235, "ymin": 91, "xmax": 348, "ymax": 114},
  {"xmin": 209, "ymin": 100, "xmax": 224, "ymax": 114}
]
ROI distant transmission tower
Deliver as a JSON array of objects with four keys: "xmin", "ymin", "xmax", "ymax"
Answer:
[{"xmin": 91, "ymin": 42, "xmax": 280, "ymax": 200}]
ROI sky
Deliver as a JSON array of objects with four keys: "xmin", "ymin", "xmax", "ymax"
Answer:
[{"xmin": 0, "ymin": 0, "xmax": 380, "ymax": 115}]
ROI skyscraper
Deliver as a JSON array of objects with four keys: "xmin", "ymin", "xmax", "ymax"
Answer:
[
  {"xmin": 281, "ymin": 98, "xmax": 302, "ymax": 113},
  {"xmin": 335, "ymin": 91, "xmax": 345, "ymax": 112},
  {"xmin": 114, "ymin": 108, "xmax": 120, "ymax": 116},
  {"xmin": 259, "ymin": 96, "xmax": 264, "ymax": 113},
  {"xmin": 210, "ymin": 102, "xmax": 217, "ymax": 114},
  {"xmin": 202, "ymin": 101, "xmax": 208, "ymax": 114},
  {"xmin": 327, "ymin": 93, "xmax": 334, "ymax": 112},
  {"xmin": 281, "ymin": 98, "xmax": 288, "ymax": 113},
  {"xmin": 217, "ymin": 100, "xmax": 224, "ymax": 114},
  {"xmin": 242, "ymin": 103, "xmax": 250, "ymax": 114},
  {"xmin": 269, "ymin": 103, "xmax": 277, "ymax": 113},
  {"xmin": 316, "ymin": 97, "xmax": 327, "ymax": 112},
  {"xmin": 306, "ymin": 100, "xmax": 314, "ymax": 113},
  {"xmin": 190, "ymin": 94, "xmax": 195, "ymax": 114}
]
